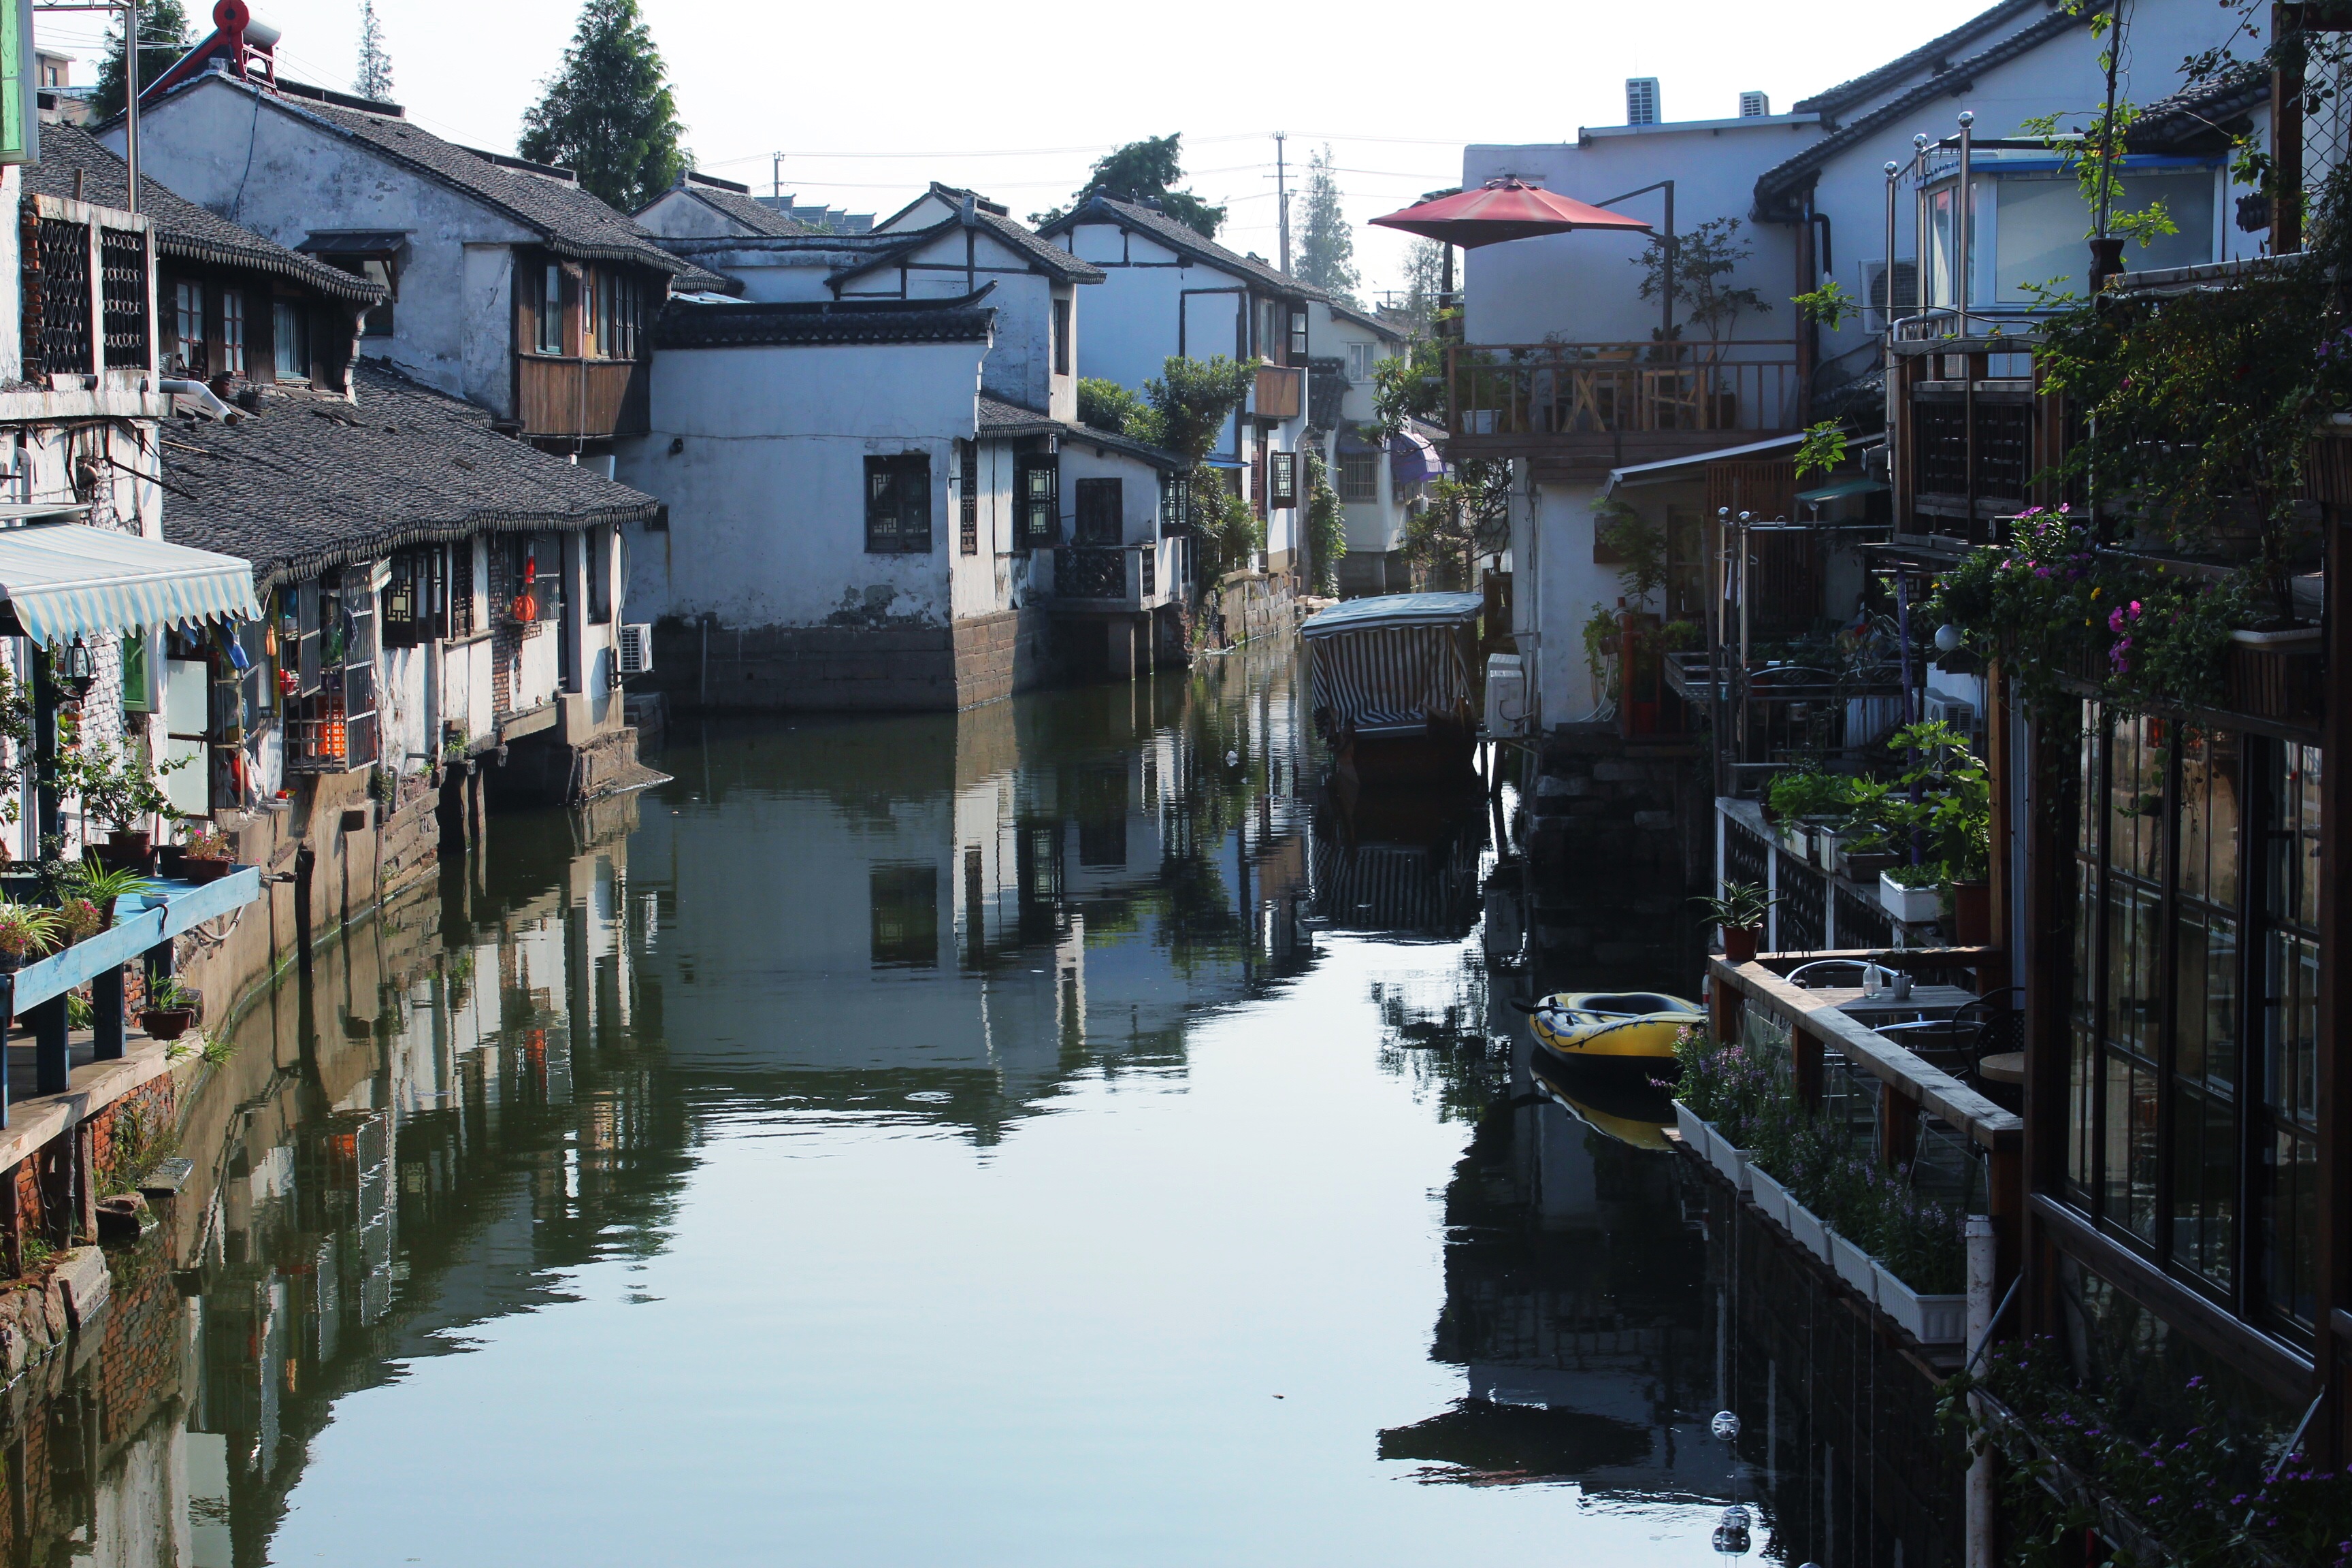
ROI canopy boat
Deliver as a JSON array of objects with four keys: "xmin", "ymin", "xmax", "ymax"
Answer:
[
  {"xmin": 1300, "ymin": 591, "xmax": 1484, "ymax": 786},
  {"xmin": 1530, "ymin": 991, "xmax": 1703, "ymax": 1066}
]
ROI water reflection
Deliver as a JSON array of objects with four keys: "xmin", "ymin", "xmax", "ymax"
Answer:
[{"xmin": 0, "ymin": 644, "xmax": 1936, "ymax": 1566}]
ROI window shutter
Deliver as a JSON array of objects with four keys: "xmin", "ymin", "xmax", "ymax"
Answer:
[
  {"xmin": 340, "ymin": 564, "xmax": 378, "ymax": 769},
  {"xmin": 295, "ymin": 582, "xmax": 322, "ymax": 696}
]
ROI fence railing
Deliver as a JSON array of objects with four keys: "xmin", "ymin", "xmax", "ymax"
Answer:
[
  {"xmin": 1447, "ymin": 342, "xmax": 1799, "ymax": 440},
  {"xmin": 1047, "ymin": 540, "xmax": 1173, "ymax": 608}
]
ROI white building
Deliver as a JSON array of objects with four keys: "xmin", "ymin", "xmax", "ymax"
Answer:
[
  {"xmin": 1460, "ymin": 0, "xmax": 2271, "ymax": 730},
  {"xmin": 1303, "ymin": 297, "xmax": 1419, "ymax": 595},
  {"xmin": 1036, "ymin": 195, "xmax": 1325, "ymax": 586}
]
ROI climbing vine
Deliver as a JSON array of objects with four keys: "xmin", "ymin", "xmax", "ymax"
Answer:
[{"xmin": 1303, "ymin": 448, "xmax": 1345, "ymax": 595}]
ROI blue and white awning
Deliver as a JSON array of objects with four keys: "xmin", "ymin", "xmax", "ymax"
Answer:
[{"xmin": 0, "ymin": 523, "xmax": 259, "ymax": 644}]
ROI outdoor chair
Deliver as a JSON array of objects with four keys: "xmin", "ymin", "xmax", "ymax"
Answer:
[
  {"xmin": 1875, "ymin": 1018, "xmax": 1982, "ymax": 1083},
  {"xmin": 1785, "ymin": 959, "xmax": 1874, "ymax": 990}
]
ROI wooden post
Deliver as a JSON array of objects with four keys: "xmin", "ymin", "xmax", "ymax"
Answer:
[
  {"xmin": 1881, "ymin": 1083, "xmax": 1919, "ymax": 1167},
  {"xmin": 1795, "ymin": 1026, "xmax": 1823, "ymax": 1110},
  {"xmin": 0, "ymin": 1161, "xmax": 20, "ymax": 1279},
  {"xmin": 2313, "ymin": 497, "xmax": 2351, "ymax": 1463},
  {"xmin": 31, "ymin": 998, "xmax": 67, "ymax": 1097},
  {"xmin": 71, "ymin": 1122, "xmax": 94, "ymax": 1244},
  {"xmin": 1710, "ymin": 960, "xmax": 1742, "ymax": 1048},
  {"xmin": 91, "ymin": 966, "xmax": 123, "ymax": 1062}
]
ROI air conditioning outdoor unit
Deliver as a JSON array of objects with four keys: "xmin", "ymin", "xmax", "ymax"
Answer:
[
  {"xmin": 1485, "ymin": 652, "xmax": 1529, "ymax": 738},
  {"xmin": 617, "ymin": 623, "xmax": 653, "ymax": 678},
  {"xmin": 1923, "ymin": 693, "xmax": 1976, "ymax": 734},
  {"xmin": 1861, "ymin": 257, "xmax": 1920, "ymax": 330}
]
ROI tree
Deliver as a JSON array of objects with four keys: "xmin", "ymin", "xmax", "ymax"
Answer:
[
  {"xmin": 355, "ymin": 1, "xmax": 394, "ymax": 102},
  {"xmin": 1401, "ymin": 461, "xmax": 1509, "ymax": 589},
  {"xmin": 90, "ymin": 0, "xmax": 192, "ymax": 122},
  {"xmin": 519, "ymin": 0, "xmax": 687, "ymax": 212},
  {"xmin": 1126, "ymin": 355, "xmax": 1258, "ymax": 576},
  {"xmin": 1632, "ymin": 216, "xmax": 1768, "ymax": 348},
  {"xmin": 1077, "ymin": 378, "xmax": 1145, "ymax": 436},
  {"xmin": 1303, "ymin": 448, "xmax": 1347, "ymax": 594},
  {"xmin": 1393, "ymin": 238, "xmax": 1451, "ymax": 335},
  {"xmin": 1295, "ymin": 146, "xmax": 1359, "ymax": 304},
  {"xmin": 1036, "ymin": 134, "xmax": 1226, "ymax": 238}
]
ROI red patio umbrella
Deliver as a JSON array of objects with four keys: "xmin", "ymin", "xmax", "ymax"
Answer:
[{"xmin": 1369, "ymin": 178, "xmax": 1651, "ymax": 248}]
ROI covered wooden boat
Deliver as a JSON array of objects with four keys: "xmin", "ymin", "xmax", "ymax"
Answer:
[
  {"xmin": 1530, "ymin": 991, "xmax": 1703, "ymax": 1066},
  {"xmin": 1301, "ymin": 591, "xmax": 1484, "ymax": 784}
]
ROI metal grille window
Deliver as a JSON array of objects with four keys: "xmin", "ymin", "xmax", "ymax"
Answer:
[
  {"xmin": 1269, "ymin": 451, "xmax": 1298, "ymax": 509},
  {"xmin": 864, "ymin": 453, "xmax": 933, "ymax": 553},
  {"xmin": 958, "ymin": 440, "xmax": 979, "ymax": 555},
  {"xmin": 33, "ymin": 216, "xmax": 91, "ymax": 375},
  {"xmin": 1074, "ymin": 477, "xmax": 1122, "ymax": 544},
  {"xmin": 287, "ymin": 567, "xmax": 379, "ymax": 772},
  {"xmin": 1017, "ymin": 458, "xmax": 1058, "ymax": 549},
  {"xmin": 220, "ymin": 289, "xmax": 246, "ymax": 377},
  {"xmin": 1338, "ymin": 451, "xmax": 1379, "ymax": 503},
  {"xmin": 99, "ymin": 227, "xmax": 148, "ymax": 369},
  {"xmin": 172, "ymin": 278, "xmax": 203, "ymax": 373}
]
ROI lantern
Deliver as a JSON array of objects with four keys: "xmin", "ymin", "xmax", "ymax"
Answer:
[
  {"xmin": 55, "ymin": 638, "xmax": 95, "ymax": 700},
  {"xmin": 511, "ymin": 592, "xmax": 538, "ymax": 623}
]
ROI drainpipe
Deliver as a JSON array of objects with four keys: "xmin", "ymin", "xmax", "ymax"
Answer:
[
  {"xmin": 1958, "ymin": 113, "xmax": 1978, "ymax": 537},
  {"xmin": 1884, "ymin": 161, "xmax": 1901, "ymax": 460},
  {"xmin": 1964, "ymin": 1215, "xmax": 1997, "ymax": 1568}
]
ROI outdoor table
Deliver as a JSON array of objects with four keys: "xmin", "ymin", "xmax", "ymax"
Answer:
[
  {"xmin": 1801, "ymin": 984, "xmax": 1980, "ymax": 1027},
  {"xmin": 1976, "ymin": 1052, "xmax": 2026, "ymax": 1086}
]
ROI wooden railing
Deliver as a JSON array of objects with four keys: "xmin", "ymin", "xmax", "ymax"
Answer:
[
  {"xmin": 1447, "ymin": 342, "xmax": 1799, "ymax": 440},
  {"xmin": 1045, "ymin": 540, "xmax": 1175, "ymax": 609},
  {"xmin": 517, "ymin": 355, "xmax": 649, "ymax": 439}
]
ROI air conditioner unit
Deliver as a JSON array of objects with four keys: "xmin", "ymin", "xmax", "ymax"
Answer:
[
  {"xmin": 617, "ymin": 623, "xmax": 653, "ymax": 678},
  {"xmin": 1484, "ymin": 652, "xmax": 1529, "ymax": 738},
  {"xmin": 1861, "ymin": 257, "xmax": 1920, "ymax": 330},
  {"xmin": 1923, "ymin": 693, "xmax": 1976, "ymax": 733}
]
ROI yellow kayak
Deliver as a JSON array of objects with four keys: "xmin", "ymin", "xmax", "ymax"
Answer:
[{"xmin": 1530, "ymin": 991, "xmax": 1703, "ymax": 1064}]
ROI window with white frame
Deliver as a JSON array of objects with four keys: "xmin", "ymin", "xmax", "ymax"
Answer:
[
  {"xmin": 1345, "ymin": 341, "xmax": 1379, "ymax": 382},
  {"xmin": 1338, "ymin": 450, "xmax": 1379, "ymax": 503}
]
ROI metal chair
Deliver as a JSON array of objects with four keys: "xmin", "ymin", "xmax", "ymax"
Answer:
[
  {"xmin": 1786, "ymin": 958, "xmax": 1874, "ymax": 990},
  {"xmin": 1876, "ymin": 1018, "xmax": 1982, "ymax": 1083}
]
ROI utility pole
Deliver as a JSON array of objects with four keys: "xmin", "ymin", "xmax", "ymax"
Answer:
[
  {"xmin": 1275, "ymin": 131, "xmax": 1290, "ymax": 273},
  {"xmin": 772, "ymin": 151, "xmax": 785, "ymax": 200}
]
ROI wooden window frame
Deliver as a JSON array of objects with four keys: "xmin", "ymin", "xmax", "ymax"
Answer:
[
  {"xmin": 1051, "ymin": 297, "xmax": 1071, "ymax": 376},
  {"xmin": 864, "ymin": 453, "xmax": 934, "ymax": 554},
  {"xmin": 1337, "ymin": 450, "xmax": 1379, "ymax": 504},
  {"xmin": 1016, "ymin": 457, "xmax": 1059, "ymax": 550},
  {"xmin": 218, "ymin": 287, "xmax": 246, "ymax": 378},
  {"xmin": 1073, "ymin": 476, "xmax": 1122, "ymax": 544},
  {"xmin": 1269, "ymin": 450, "xmax": 1297, "ymax": 510},
  {"xmin": 1288, "ymin": 308, "xmax": 1309, "ymax": 360},
  {"xmin": 958, "ymin": 440, "xmax": 979, "ymax": 555}
]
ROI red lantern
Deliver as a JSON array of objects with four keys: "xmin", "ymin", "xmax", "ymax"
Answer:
[
  {"xmin": 277, "ymin": 668, "xmax": 299, "ymax": 696},
  {"xmin": 511, "ymin": 592, "xmax": 538, "ymax": 623}
]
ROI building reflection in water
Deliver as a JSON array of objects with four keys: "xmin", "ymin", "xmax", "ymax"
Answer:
[{"xmin": 0, "ymin": 644, "xmax": 1956, "ymax": 1567}]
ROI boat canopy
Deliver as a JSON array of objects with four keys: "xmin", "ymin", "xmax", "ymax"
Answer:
[{"xmin": 1302, "ymin": 593, "xmax": 1484, "ymax": 737}]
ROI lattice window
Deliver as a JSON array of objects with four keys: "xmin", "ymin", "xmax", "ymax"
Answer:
[
  {"xmin": 1055, "ymin": 546, "xmax": 1124, "ymax": 599},
  {"xmin": 958, "ymin": 440, "xmax": 979, "ymax": 555},
  {"xmin": 99, "ymin": 227, "xmax": 147, "ymax": 368},
  {"xmin": 1140, "ymin": 545, "xmax": 1155, "ymax": 598},
  {"xmin": 35, "ymin": 216, "xmax": 91, "ymax": 376},
  {"xmin": 1774, "ymin": 849, "xmax": 1826, "ymax": 953},
  {"xmin": 1913, "ymin": 397, "xmax": 1969, "ymax": 495}
]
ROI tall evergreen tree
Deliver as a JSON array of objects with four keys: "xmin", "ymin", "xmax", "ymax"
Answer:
[
  {"xmin": 518, "ymin": 0, "xmax": 687, "ymax": 212},
  {"xmin": 90, "ymin": 0, "xmax": 191, "ymax": 122},
  {"xmin": 1294, "ymin": 146, "xmax": 1358, "ymax": 304},
  {"xmin": 354, "ymin": 1, "xmax": 394, "ymax": 102},
  {"xmin": 1034, "ymin": 134, "xmax": 1225, "ymax": 239}
]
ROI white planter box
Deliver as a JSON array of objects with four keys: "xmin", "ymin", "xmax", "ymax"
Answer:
[
  {"xmin": 1881, "ymin": 871, "xmax": 1942, "ymax": 924},
  {"xmin": 1784, "ymin": 1197, "xmax": 1831, "ymax": 1261},
  {"xmin": 1812, "ymin": 826, "xmax": 1843, "ymax": 870},
  {"xmin": 1672, "ymin": 1100, "xmax": 1713, "ymax": 1161},
  {"xmin": 1708, "ymin": 1133, "xmax": 1752, "ymax": 1194},
  {"xmin": 1828, "ymin": 1230, "xmax": 1878, "ymax": 1303},
  {"xmin": 1747, "ymin": 1166, "xmax": 1793, "ymax": 1230},
  {"xmin": 1872, "ymin": 1260, "xmax": 1967, "ymax": 1344}
]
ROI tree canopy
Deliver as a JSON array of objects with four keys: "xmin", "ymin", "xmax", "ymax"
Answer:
[
  {"xmin": 1294, "ymin": 146, "xmax": 1359, "ymax": 304},
  {"xmin": 1035, "ymin": 135, "xmax": 1226, "ymax": 238},
  {"xmin": 355, "ymin": 1, "xmax": 395, "ymax": 102},
  {"xmin": 89, "ymin": 0, "xmax": 191, "ymax": 122},
  {"xmin": 518, "ymin": 0, "xmax": 688, "ymax": 212}
]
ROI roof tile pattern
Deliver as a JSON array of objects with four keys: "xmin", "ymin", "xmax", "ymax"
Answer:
[
  {"xmin": 656, "ymin": 293, "xmax": 998, "ymax": 348},
  {"xmin": 1039, "ymin": 195, "xmax": 1324, "ymax": 302}
]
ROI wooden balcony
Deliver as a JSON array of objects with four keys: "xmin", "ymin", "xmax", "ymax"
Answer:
[
  {"xmin": 1043, "ymin": 540, "xmax": 1177, "ymax": 611},
  {"xmin": 517, "ymin": 354, "xmax": 649, "ymax": 440},
  {"xmin": 1446, "ymin": 342, "xmax": 1799, "ymax": 468}
]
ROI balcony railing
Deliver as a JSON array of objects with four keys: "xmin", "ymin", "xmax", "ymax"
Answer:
[
  {"xmin": 517, "ymin": 354, "xmax": 649, "ymax": 440},
  {"xmin": 1045, "ymin": 540, "xmax": 1173, "ymax": 609},
  {"xmin": 1446, "ymin": 342, "xmax": 1800, "ymax": 442}
]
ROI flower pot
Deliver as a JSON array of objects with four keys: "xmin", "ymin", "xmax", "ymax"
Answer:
[
  {"xmin": 1872, "ymin": 1260, "xmax": 1967, "ymax": 1344},
  {"xmin": 1950, "ymin": 879, "xmax": 1991, "ymax": 945},
  {"xmin": 1721, "ymin": 925, "xmax": 1760, "ymax": 964},
  {"xmin": 154, "ymin": 845, "xmax": 186, "ymax": 879},
  {"xmin": 88, "ymin": 840, "xmax": 148, "ymax": 876},
  {"xmin": 1707, "ymin": 1132, "xmax": 1752, "ymax": 1194},
  {"xmin": 137, "ymin": 1007, "xmax": 195, "ymax": 1042},
  {"xmin": 1881, "ymin": 871, "xmax": 1940, "ymax": 924},
  {"xmin": 107, "ymin": 829, "xmax": 151, "ymax": 860},
  {"xmin": 0, "ymin": 951, "xmax": 22, "ymax": 975},
  {"xmin": 1828, "ymin": 1230, "xmax": 1879, "ymax": 1303},
  {"xmin": 1840, "ymin": 848, "xmax": 1899, "ymax": 883},
  {"xmin": 1746, "ymin": 1166, "xmax": 1793, "ymax": 1230},
  {"xmin": 1810, "ymin": 826, "xmax": 1843, "ymax": 870},
  {"xmin": 1671, "ymin": 1100, "xmax": 1714, "ymax": 1161},
  {"xmin": 1784, "ymin": 1198, "xmax": 1831, "ymax": 1262},
  {"xmin": 182, "ymin": 856, "xmax": 233, "ymax": 885}
]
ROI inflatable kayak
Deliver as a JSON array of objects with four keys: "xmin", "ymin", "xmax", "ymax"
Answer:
[{"xmin": 1530, "ymin": 991, "xmax": 1703, "ymax": 1064}]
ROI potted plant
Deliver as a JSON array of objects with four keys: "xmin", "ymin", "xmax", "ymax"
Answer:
[
  {"xmin": 1864, "ymin": 1177, "xmax": 1968, "ymax": 1345},
  {"xmin": 55, "ymin": 896, "xmax": 100, "ymax": 948},
  {"xmin": 1880, "ymin": 862, "xmax": 1942, "ymax": 924},
  {"xmin": 137, "ymin": 976, "xmax": 198, "ymax": 1041},
  {"xmin": 52, "ymin": 742, "xmax": 188, "ymax": 871},
  {"xmin": 64, "ymin": 860, "xmax": 155, "ymax": 929},
  {"xmin": 0, "ymin": 902, "xmax": 63, "ymax": 972},
  {"xmin": 1690, "ymin": 881, "xmax": 1776, "ymax": 963},
  {"xmin": 177, "ymin": 828, "xmax": 235, "ymax": 883}
]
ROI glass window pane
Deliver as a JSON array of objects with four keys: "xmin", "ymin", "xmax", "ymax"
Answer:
[{"xmin": 2104, "ymin": 1051, "xmax": 2158, "ymax": 1243}]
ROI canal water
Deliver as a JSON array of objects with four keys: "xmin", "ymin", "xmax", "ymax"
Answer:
[{"xmin": 7, "ymin": 641, "xmax": 1959, "ymax": 1566}]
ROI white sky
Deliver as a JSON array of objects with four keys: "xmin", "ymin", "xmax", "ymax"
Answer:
[{"xmin": 35, "ymin": 0, "xmax": 1995, "ymax": 298}]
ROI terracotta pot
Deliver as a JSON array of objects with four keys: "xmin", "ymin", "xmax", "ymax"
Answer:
[
  {"xmin": 182, "ymin": 857, "xmax": 233, "ymax": 885},
  {"xmin": 137, "ymin": 1007, "xmax": 195, "ymax": 1041},
  {"xmin": 1951, "ymin": 879, "xmax": 1992, "ymax": 946},
  {"xmin": 1722, "ymin": 925, "xmax": 1761, "ymax": 964},
  {"xmin": 107, "ymin": 829, "xmax": 151, "ymax": 859},
  {"xmin": 154, "ymin": 845, "xmax": 186, "ymax": 878},
  {"xmin": 88, "ymin": 840, "xmax": 148, "ymax": 875}
]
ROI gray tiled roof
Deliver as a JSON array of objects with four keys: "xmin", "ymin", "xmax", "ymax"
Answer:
[
  {"xmin": 1752, "ymin": 5, "xmax": 2086, "ymax": 217},
  {"xmin": 1791, "ymin": 0, "xmax": 2053, "ymax": 116},
  {"xmin": 27, "ymin": 123, "xmax": 385, "ymax": 304},
  {"xmin": 656, "ymin": 291, "xmax": 998, "ymax": 349},
  {"xmin": 168, "ymin": 76, "xmax": 734, "ymax": 293},
  {"xmin": 830, "ymin": 204, "xmax": 1105, "ymax": 288},
  {"xmin": 2129, "ymin": 65, "xmax": 2268, "ymax": 151},
  {"xmin": 978, "ymin": 395, "xmax": 1181, "ymax": 470},
  {"xmin": 1323, "ymin": 297, "xmax": 1405, "ymax": 342},
  {"xmin": 161, "ymin": 359, "xmax": 657, "ymax": 591},
  {"xmin": 652, "ymin": 178, "xmax": 819, "ymax": 238},
  {"xmin": 1036, "ymin": 195, "xmax": 1324, "ymax": 301}
]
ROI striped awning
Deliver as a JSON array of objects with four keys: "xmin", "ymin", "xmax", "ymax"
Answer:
[
  {"xmin": 0, "ymin": 523, "xmax": 259, "ymax": 643},
  {"xmin": 1306, "ymin": 622, "xmax": 1478, "ymax": 734}
]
